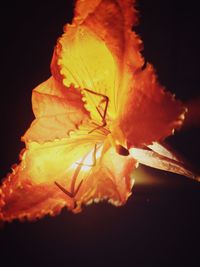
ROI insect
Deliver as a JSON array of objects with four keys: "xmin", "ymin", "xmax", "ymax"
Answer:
[{"xmin": 0, "ymin": 0, "xmax": 198, "ymax": 222}]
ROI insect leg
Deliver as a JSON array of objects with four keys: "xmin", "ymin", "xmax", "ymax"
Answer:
[
  {"xmin": 54, "ymin": 181, "xmax": 74, "ymax": 198},
  {"xmin": 83, "ymin": 88, "xmax": 109, "ymax": 133},
  {"xmin": 75, "ymin": 144, "xmax": 97, "ymax": 167},
  {"xmin": 70, "ymin": 158, "xmax": 85, "ymax": 196},
  {"xmin": 54, "ymin": 144, "xmax": 99, "ymax": 198},
  {"xmin": 55, "ymin": 154, "xmax": 86, "ymax": 198}
]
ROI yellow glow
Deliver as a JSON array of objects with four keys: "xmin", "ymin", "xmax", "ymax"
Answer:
[
  {"xmin": 71, "ymin": 145, "xmax": 103, "ymax": 172},
  {"xmin": 59, "ymin": 25, "xmax": 118, "ymax": 121},
  {"xmin": 24, "ymin": 138, "xmax": 97, "ymax": 184}
]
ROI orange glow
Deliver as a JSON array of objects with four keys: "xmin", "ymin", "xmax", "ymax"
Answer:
[{"xmin": 0, "ymin": 0, "xmax": 186, "ymax": 222}]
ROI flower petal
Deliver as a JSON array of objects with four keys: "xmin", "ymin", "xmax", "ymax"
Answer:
[
  {"xmin": 0, "ymin": 127, "xmax": 102, "ymax": 221},
  {"xmin": 52, "ymin": 0, "xmax": 143, "ymax": 122},
  {"xmin": 23, "ymin": 77, "xmax": 89, "ymax": 143},
  {"xmin": 0, "ymin": 129, "xmax": 136, "ymax": 221},
  {"xmin": 117, "ymin": 64, "xmax": 186, "ymax": 147},
  {"xmin": 52, "ymin": 0, "xmax": 185, "ymax": 150},
  {"xmin": 0, "ymin": 168, "xmax": 69, "ymax": 221},
  {"xmin": 0, "ymin": 0, "xmax": 187, "ymax": 222},
  {"xmin": 74, "ymin": 146, "xmax": 136, "ymax": 212}
]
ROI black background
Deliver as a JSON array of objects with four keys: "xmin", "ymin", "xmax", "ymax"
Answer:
[{"xmin": 0, "ymin": 1, "xmax": 200, "ymax": 266}]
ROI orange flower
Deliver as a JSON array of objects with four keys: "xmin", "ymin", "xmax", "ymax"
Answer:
[{"xmin": 0, "ymin": 0, "xmax": 186, "ymax": 221}]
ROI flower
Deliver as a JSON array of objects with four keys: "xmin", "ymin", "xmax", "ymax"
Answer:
[{"xmin": 0, "ymin": 0, "xmax": 185, "ymax": 221}]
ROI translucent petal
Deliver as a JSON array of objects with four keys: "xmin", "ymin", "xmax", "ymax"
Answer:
[
  {"xmin": 23, "ymin": 77, "xmax": 89, "ymax": 143},
  {"xmin": 116, "ymin": 64, "xmax": 186, "ymax": 147},
  {"xmin": 75, "ymin": 147, "xmax": 136, "ymax": 212},
  {"xmin": 130, "ymin": 147, "xmax": 200, "ymax": 182},
  {"xmin": 0, "ymin": 129, "xmax": 136, "ymax": 221},
  {"xmin": 52, "ymin": 0, "xmax": 143, "ymax": 122}
]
